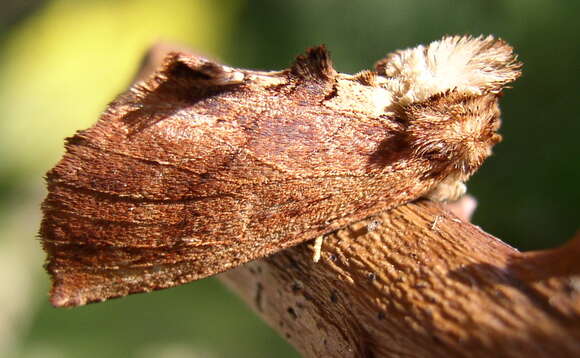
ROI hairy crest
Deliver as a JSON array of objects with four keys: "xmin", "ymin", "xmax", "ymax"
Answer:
[{"xmin": 376, "ymin": 35, "xmax": 522, "ymax": 105}]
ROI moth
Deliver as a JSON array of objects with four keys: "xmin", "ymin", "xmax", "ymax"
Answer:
[{"xmin": 40, "ymin": 35, "xmax": 521, "ymax": 307}]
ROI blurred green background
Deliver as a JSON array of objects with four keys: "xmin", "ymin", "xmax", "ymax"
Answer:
[{"xmin": 0, "ymin": 0, "xmax": 578, "ymax": 357}]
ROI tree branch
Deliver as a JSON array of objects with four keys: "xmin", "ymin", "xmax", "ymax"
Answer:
[{"xmin": 219, "ymin": 200, "xmax": 580, "ymax": 357}]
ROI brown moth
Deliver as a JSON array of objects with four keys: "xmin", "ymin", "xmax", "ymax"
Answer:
[{"xmin": 40, "ymin": 35, "xmax": 521, "ymax": 307}]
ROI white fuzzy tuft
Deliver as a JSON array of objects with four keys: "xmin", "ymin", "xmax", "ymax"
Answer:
[{"xmin": 378, "ymin": 35, "xmax": 521, "ymax": 105}]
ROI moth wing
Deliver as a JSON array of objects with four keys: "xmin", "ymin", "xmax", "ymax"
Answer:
[{"xmin": 41, "ymin": 48, "xmax": 395, "ymax": 307}]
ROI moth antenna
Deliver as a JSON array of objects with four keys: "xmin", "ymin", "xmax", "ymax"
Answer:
[
  {"xmin": 291, "ymin": 45, "xmax": 337, "ymax": 82},
  {"xmin": 376, "ymin": 35, "xmax": 522, "ymax": 105}
]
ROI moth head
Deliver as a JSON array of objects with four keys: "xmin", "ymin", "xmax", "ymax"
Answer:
[
  {"xmin": 400, "ymin": 92, "xmax": 503, "ymax": 179},
  {"xmin": 377, "ymin": 35, "xmax": 521, "ymax": 179}
]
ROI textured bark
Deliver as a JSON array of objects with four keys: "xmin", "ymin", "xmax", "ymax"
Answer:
[{"xmin": 219, "ymin": 200, "xmax": 580, "ymax": 358}]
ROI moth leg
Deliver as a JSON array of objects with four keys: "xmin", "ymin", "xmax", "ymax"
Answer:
[
  {"xmin": 312, "ymin": 236, "xmax": 324, "ymax": 263},
  {"xmin": 425, "ymin": 180, "xmax": 467, "ymax": 202}
]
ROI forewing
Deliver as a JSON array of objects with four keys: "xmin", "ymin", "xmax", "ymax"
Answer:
[{"xmin": 41, "ymin": 49, "xmax": 398, "ymax": 306}]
